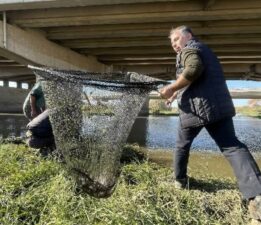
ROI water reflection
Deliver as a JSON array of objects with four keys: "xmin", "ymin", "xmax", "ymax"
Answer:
[{"xmin": 128, "ymin": 116, "xmax": 261, "ymax": 152}]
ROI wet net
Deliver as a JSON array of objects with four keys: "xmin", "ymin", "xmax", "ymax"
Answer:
[{"xmin": 28, "ymin": 65, "xmax": 168, "ymax": 198}]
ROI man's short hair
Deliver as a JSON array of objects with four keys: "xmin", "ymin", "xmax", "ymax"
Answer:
[{"xmin": 169, "ymin": 25, "xmax": 194, "ymax": 38}]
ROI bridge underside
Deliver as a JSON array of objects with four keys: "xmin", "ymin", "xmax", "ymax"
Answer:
[{"xmin": 0, "ymin": 0, "xmax": 261, "ymax": 85}]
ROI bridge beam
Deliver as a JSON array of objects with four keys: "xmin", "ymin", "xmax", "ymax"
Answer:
[
  {"xmin": 0, "ymin": 20, "xmax": 108, "ymax": 72},
  {"xmin": 0, "ymin": 0, "xmax": 187, "ymax": 11},
  {"xmin": 0, "ymin": 67, "xmax": 33, "ymax": 77}
]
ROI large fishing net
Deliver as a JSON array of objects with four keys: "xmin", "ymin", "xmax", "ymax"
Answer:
[{"xmin": 28, "ymin": 65, "xmax": 168, "ymax": 198}]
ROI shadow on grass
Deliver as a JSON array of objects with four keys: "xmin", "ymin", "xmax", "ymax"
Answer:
[
  {"xmin": 120, "ymin": 144, "xmax": 147, "ymax": 164},
  {"xmin": 187, "ymin": 177, "xmax": 236, "ymax": 193}
]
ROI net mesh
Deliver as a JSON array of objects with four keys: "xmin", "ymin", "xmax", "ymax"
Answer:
[{"xmin": 29, "ymin": 65, "xmax": 168, "ymax": 197}]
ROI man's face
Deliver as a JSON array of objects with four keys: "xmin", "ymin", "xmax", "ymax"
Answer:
[{"xmin": 170, "ymin": 30, "xmax": 192, "ymax": 53}]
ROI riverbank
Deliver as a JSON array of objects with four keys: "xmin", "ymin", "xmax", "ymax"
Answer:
[
  {"xmin": 125, "ymin": 143, "xmax": 261, "ymax": 179},
  {"xmin": 149, "ymin": 106, "xmax": 261, "ymax": 119},
  {"xmin": 0, "ymin": 143, "xmax": 254, "ymax": 224}
]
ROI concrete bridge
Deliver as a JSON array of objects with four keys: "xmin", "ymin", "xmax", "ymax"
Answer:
[{"xmin": 0, "ymin": 0, "xmax": 260, "ymax": 112}]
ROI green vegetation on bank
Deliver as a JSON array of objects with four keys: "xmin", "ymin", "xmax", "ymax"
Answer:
[
  {"xmin": 236, "ymin": 106, "xmax": 261, "ymax": 119},
  {"xmin": 149, "ymin": 99, "xmax": 261, "ymax": 119},
  {"xmin": 0, "ymin": 144, "xmax": 251, "ymax": 225},
  {"xmin": 149, "ymin": 110, "xmax": 179, "ymax": 116},
  {"xmin": 149, "ymin": 99, "xmax": 178, "ymax": 116}
]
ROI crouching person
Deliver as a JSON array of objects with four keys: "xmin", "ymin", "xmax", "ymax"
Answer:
[
  {"xmin": 23, "ymin": 81, "xmax": 46, "ymax": 121},
  {"xmin": 26, "ymin": 109, "xmax": 55, "ymax": 156}
]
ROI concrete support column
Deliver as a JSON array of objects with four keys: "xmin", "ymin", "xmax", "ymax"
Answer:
[
  {"xmin": 3, "ymin": 79, "xmax": 8, "ymax": 87},
  {"xmin": 17, "ymin": 82, "xmax": 22, "ymax": 89},
  {"xmin": 127, "ymin": 116, "xmax": 148, "ymax": 146},
  {"xmin": 28, "ymin": 83, "xmax": 34, "ymax": 89},
  {"xmin": 139, "ymin": 97, "xmax": 149, "ymax": 116}
]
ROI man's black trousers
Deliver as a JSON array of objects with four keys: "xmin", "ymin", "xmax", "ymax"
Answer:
[{"xmin": 174, "ymin": 117, "xmax": 261, "ymax": 199}]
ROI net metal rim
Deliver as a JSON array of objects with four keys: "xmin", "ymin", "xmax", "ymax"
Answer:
[{"xmin": 28, "ymin": 65, "xmax": 169, "ymax": 91}]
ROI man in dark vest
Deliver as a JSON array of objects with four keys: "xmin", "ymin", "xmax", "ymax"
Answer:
[{"xmin": 159, "ymin": 25, "xmax": 261, "ymax": 221}]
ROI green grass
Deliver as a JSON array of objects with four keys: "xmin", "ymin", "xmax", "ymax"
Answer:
[{"xmin": 0, "ymin": 144, "xmax": 251, "ymax": 225}]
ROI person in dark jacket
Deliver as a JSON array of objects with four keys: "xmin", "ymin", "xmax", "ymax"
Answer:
[
  {"xmin": 23, "ymin": 81, "xmax": 55, "ymax": 151},
  {"xmin": 159, "ymin": 25, "xmax": 261, "ymax": 221}
]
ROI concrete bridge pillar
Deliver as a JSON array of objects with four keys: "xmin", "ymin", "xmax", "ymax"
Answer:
[
  {"xmin": 127, "ymin": 116, "xmax": 148, "ymax": 146},
  {"xmin": 17, "ymin": 82, "xmax": 22, "ymax": 89},
  {"xmin": 127, "ymin": 97, "xmax": 150, "ymax": 146},
  {"xmin": 3, "ymin": 79, "xmax": 8, "ymax": 87},
  {"xmin": 28, "ymin": 83, "xmax": 34, "ymax": 89},
  {"xmin": 138, "ymin": 97, "xmax": 149, "ymax": 116}
]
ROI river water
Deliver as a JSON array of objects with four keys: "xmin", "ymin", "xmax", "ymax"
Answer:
[
  {"xmin": 0, "ymin": 114, "xmax": 260, "ymax": 152},
  {"xmin": 128, "ymin": 116, "xmax": 261, "ymax": 152}
]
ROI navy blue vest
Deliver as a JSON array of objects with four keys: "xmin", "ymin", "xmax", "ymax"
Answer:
[{"xmin": 176, "ymin": 39, "xmax": 235, "ymax": 128}]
